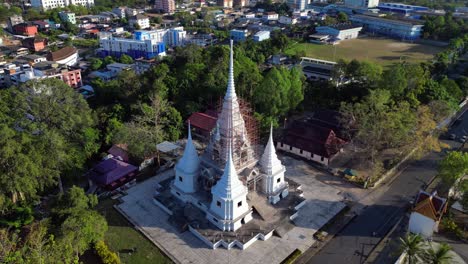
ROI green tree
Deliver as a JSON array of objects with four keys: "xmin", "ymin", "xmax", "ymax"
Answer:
[
  {"xmin": 438, "ymin": 151, "xmax": 468, "ymax": 189},
  {"xmin": 399, "ymin": 233, "xmax": 424, "ymax": 264},
  {"xmin": 422, "ymin": 243, "xmax": 453, "ymax": 264},
  {"xmin": 119, "ymin": 54, "xmax": 134, "ymax": 64},
  {"xmin": 254, "ymin": 66, "xmax": 303, "ymax": 117},
  {"xmin": 90, "ymin": 58, "xmax": 103, "ymax": 70},
  {"xmin": 337, "ymin": 12, "xmax": 348, "ymax": 22},
  {"xmin": 103, "ymin": 56, "xmax": 116, "ymax": 66},
  {"xmin": 52, "ymin": 186, "xmax": 107, "ymax": 258},
  {"xmin": 0, "ymin": 79, "xmax": 99, "ymax": 211},
  {"xmin": 113, "ymin": 95, "xmax": 182, "ymax": 161}
]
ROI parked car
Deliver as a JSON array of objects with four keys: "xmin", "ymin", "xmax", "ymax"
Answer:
[
  {"xmin": 449, "ymin": 134, "xmax": 456, "ymax": 140},
  {"xmin": 460, "ymin": 135, "xmax": 467, "ymax": 143}
]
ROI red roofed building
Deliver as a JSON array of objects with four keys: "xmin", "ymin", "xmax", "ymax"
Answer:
[
  {"xmin": 187, "ymin": 112, "xmax": 217, "ymax": 140},
  {"xmin": 22, "ymin": 37, "xmax": 47, "ymax": 52},
  {"xmin": 277, "ymin": 119, "xmax": 346, "ymax": 166},
  {"xmin": 13, "ymin": 23, "xmax": 38, "ymax": 37},
  {"xmin": 409, "ymin": 190, "xmax": 447, "ymax": 238}
]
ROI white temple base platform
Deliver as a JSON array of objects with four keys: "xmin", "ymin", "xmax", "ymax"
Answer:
[{"xmin": 115, "ymin": 163, "xmax": 347, "ymax": 263}]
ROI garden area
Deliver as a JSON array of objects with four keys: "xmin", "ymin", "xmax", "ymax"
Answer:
[
  {"xmin": 284, "ymin": 37, "xmax": 444, "ymax": 67},
  {"xmin": 95, "ymin": 199, "xmax": 172, "ymax": 264}
]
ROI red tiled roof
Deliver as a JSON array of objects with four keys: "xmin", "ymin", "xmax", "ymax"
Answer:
[
  {"xmin": 187, "ymin": 112, "xmax": 217, "ymax": 132},
  {"xmin": 413, "ymin": 191, "xmax": 447, "ymax": 220}
]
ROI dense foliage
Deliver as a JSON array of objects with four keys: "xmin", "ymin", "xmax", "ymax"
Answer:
[
  {"xmin": 0, "ymin": 187, "xmax": 106, "ymax": 263},
  {"xmin": 0, "ymin": 79, "xmax": 99, "ymax": 212}
]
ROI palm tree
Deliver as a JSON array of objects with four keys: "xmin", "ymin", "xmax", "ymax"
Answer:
[
  {"xmin": 399, "ymin": 233, "xmax": 425, "ymax": 264},
  {"xmin": 422, "ymin": 242, "xmax": 453, "ymax": 264}
]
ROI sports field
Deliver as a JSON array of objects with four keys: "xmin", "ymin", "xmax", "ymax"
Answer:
[{"xmin": 284, "ymin": 37, "xmax": 444, "ymax": 67}]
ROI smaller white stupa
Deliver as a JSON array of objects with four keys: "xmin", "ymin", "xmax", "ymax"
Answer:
[
  {"xmin": 206, "ymin": 143, "xmax": 253, "ymax": 231},
  {"xmin": 260, "ymin": 125, "xmax": 288, "ymax": 204},
  {"xmin": 173, "ymin": 122, "xmax": 200, "ymax": 194}
]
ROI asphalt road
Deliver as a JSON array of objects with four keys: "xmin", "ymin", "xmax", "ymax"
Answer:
[{"xmin": 307, "ymin": 110, "xmax": 468, "ymax": 264}]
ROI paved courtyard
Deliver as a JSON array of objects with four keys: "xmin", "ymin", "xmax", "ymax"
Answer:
[{"xmin": 116, "ymin": 156, "xmax": 347, "ymax": 264}]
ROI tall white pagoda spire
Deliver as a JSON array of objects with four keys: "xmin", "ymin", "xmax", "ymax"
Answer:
[
  {"xmin": 204, "ymin": 39, "xmax": 256, "ymax": 170},
  {"xmin": 173, "ymin": 122, "xmax": 200, "ymax": 193},
  {"xmin": 225, "ymin": 39, "xmax": 237, "ymax": 100}
]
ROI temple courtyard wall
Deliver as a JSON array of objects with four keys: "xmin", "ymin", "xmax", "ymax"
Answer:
[{"xmin": 115, "ymin": 155, "xmax": 347, "ymax": 264}]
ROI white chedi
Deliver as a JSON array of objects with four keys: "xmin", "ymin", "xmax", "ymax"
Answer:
[
  {"xmin": 173, "ymin": 122, "xmax": 200, "ymax": 193},
  {"xmin": 260, "ymin": 125, "xmax": 287, "ymax": 202},
  {"xmin": 208, "ymin": 143, "xmax": 252, "ymax": 231}
]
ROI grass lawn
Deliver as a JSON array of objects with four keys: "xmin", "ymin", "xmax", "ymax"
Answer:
[
  {"xmin": 284, "ymin": 37, "xmax": 444, "ymax": 67},
  {"xmin": 96, "ymin": 199, "xmax": 172, "ymax": 264}
]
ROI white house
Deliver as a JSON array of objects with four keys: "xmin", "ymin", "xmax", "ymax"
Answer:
[
  {"xmin": 408, "ymin": 190, "xmax": 447, "ymax": 238},
  {"xmin": 129, "ymin": 14, "xmax": 150, "ymax": 29},
  {"xmin": 315, "ymin": 23, "xmax": 363, "ymax": 40},
  {"xmin": 279, "ymin": 15, "xmax": 297, "ymax": 25},
  {"xmin": 263, "ymin": 12, "xmax": 279, "ymax": 21},
  {"xmin": 31, "ymin": 0, "xmax": 94, "ymax": 10}
]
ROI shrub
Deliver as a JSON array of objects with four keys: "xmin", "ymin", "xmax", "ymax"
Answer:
[
  {"xmin": 0, "ymin": 206, "xmax": 34, "ymax": 228},
  {"xmin": 95, "ymin": 240, "xmax": 121, "ymax": 264}
]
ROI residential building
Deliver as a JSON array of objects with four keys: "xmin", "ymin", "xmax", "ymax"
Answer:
[
  {"xmin": 315, "ymin": 23, "xmax": 363, "ymax": 40},
  {"xmin": 345, "ymin": 0, "xmax": 379, "ymax": 8},
  {"xmin": 263, "ymin": 12, "xmax": 279, "ymax": 20},
  {"xmin": 31, "ymin": 0, "xmax": 94, "ymax": 10},
  {"xmin": 217, "ymin": 0, "xmax": 233, "ymax": 8},
  {"xmin": 155, "ymin": 0, "xmax": 175, "ymax": 14},
  {"xmin": 350, "ymin": 14, "xmax": 423, "ymax": 40},
  {"xmin": 409, "ymin": 191, "xmax": 447, "ymax": 238},
  {"xmin": 279, "ymin": 15, "xmax": 297, "ymax": 25},
  {"xmin": 0, "ymin": 61, "xmax": 83, "ymax": 88},
  {"xmin": 47, "ymin": 46, "xmax": 79, "ymax": 66},
  {"xmin": 233, "ymin": 0, "xmax": 246, "ymax": 7},
  {"xmin": 21, "ymin": 37, "xmax": 47, "ymax": 52},
  {"xmin": 15, "ymin": 55, "xmax": 47, "ymax": 65},
  {"xmin": 253, "ymin": 30, "xmax": 270, "ymax": 42},
  {"xmin": 129, "ymin": 14, "xmax": 150, "ymax": 29},
  {"xmin": 32, "ymin": 20, "xmax": 50, "ymax": 31},
  {"xmin": 287, "ymin": 0, "xmax": 307, "ymax": 11},
  {"xmin": 59, "ymin": 11, "xmax": 76, "ymax": 25},
  {"xmin": 230, "ymin": 29, "xmax": 248, "ymax": 42},
  {"xmin": 7, "ymin": 15, "xmax": 24, "ymax": 32},
  {"xmin": 13, "ymin": 23, "xmax": 38, "ymax": 37},
  {"xmin": 277, "ymin": 112, "xmax": 348, "ymax": 166},
  {"xmin": 125, "ymin": 8, "xmax": 139, "ymax": 17},
  {"xmin": 112, "ymin": 7, "xmax": 126, "ymax": 18}
]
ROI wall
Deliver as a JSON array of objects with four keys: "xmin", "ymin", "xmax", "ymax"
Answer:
[
  {"xmin": 408, "ymin": 212, "xmax": 435, "ymax": 238},
  {"xmin": 276, "ymin": 142, "xmax": 329, "ymax": 165}
]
